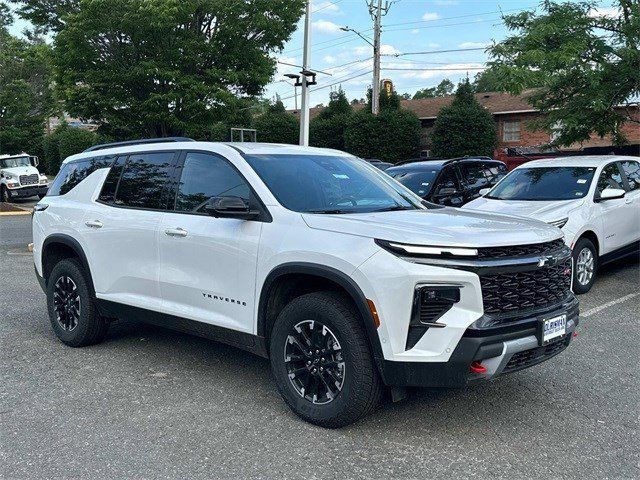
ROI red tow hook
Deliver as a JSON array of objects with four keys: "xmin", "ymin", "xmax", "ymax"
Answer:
[{"xmin": 469, "ymin": 361, "xmax": 487, "ymax": 374}]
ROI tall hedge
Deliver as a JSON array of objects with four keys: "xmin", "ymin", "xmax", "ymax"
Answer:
[
  {"xmin": 344, "ymin": 108, "xmax": 421, "ymax": 162},
  {"xmin": 431, "ymin": 80, "xmax": 497, "ymax": 158},
  {"xmin": 254, "ymin": 100, "xmax": 299, "ymax": 144},
  {"xmin": 42, "ymin": 124, "xmax": 101, "ymax": 175},
  {"xmin": 310, "ymin": 88, "xmax": 352, "ymax": 150}
]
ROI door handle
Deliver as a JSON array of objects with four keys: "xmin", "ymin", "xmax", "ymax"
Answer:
[
  {"xmin": 85, "ymin": 220, "xmax": 103, "ymax": 229},
  {"xmin": 165, "ymin": 227, "xmax": 188, "ymax": 237}
]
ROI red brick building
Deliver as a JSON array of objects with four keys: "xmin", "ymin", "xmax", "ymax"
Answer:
[{"xmin": 291, "ymin": 91, "xmax": 640, "ymax": 160}]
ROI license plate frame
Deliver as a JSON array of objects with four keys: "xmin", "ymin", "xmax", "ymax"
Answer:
[{"xmin": 538, "ymin": 314, "xmax": 567, "ymax": 346}]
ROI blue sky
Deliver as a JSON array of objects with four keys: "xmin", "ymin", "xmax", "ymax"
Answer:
[
  {"xmin": 8, "ymin": 0, "xmax": 618, "ymax": 110},
  {"xmin": 269, "ymin": 0, "xmax": 618, "ymax": 108}
]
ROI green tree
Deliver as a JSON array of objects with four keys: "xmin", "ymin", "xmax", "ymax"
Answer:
[
  {"xmin": 488, "ymin": 0, "xmax": 640, "ymax": 146},
  {"xmin": 42, "ymin": 123, "xmax": 101, "ymax": 175},
  {"xmin": 431, "ymin": 80, "xmax": 497, "ymax": 158},
  {"xmin": 310, "ymin": 88, "xmax": 352, "ymax": 150},
  {"xmin": 10, "ymin": 0, "xmax": 79, "ymax": 33},
  {"xmin": 254, "ymin": 100, "xmax": 299, "ymax": 144},
  {"xmin": 52, "ymin": 0, "xmax": 305, "ymax": 139},
  {"xmin": 413, "ymin": 79, "xmax": 455, "ymax": 99},
  {"xmin": 0, "ymin": 5, "xmax": 55, "ymax": 156}
]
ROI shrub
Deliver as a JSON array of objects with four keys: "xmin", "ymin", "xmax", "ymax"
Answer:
[
  {"xmin": 43, "ymin": 124, "xmax": 100, "ymax": 175},
  {"xmin": 254, "ymin": 100, "xmax": 299, "ymax": 144}
]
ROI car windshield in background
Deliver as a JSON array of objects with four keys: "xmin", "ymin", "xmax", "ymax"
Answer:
[
  {"xmin": 486, "ymin": 167, "xmax": 596, "ymax": 201},
  {"xmin": 388, "ymin": 170, "xmax": 439, "ymax": 197},
  {"xmin": 244, "ymin": 154, "xmax": 421, "ymax": 214},
  {"xmin": 0, "ymin": 157, "xmax": 31, "ymax": 168}
]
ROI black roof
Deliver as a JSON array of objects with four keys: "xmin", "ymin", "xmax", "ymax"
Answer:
[{"xmin": 388, "ymin": 156, "xmax": 503, "ymax": 171}]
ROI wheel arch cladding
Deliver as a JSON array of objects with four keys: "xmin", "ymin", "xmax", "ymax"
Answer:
[
  {"xmin": 257, "ymin": 263, "xmax": 385, "ymax": 368},
  {"xmin": 577, "ymin": 230, "xmax": 599, "ymax": 255},
  {"xmin": 42, "ymin": 234, "xmax": 95, "ymax": 294}
]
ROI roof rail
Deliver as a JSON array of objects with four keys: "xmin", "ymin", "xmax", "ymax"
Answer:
[{"xmin": 83, "ymin": 137, "xmax": 195, "ymax": 153}]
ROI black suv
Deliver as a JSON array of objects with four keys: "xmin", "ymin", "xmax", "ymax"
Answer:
[{"xmin": 386, "ymin": 157, "xmax": 507, "ymax": 207}]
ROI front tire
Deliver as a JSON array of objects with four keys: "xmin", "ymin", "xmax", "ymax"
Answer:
[
  {"xmin": 46, "ymin": 258, "xmax": 108, "ymax": 347},
  {"xmin": 0, "ymin": 185, "xmax": 9, "ymax": 202},
  {"xmin": 270, "ymin": 291, "xmax": 382, "ymax": 428},
  {"xmin": 573, "ymin": 237, "xmax": 597, "ymax": 294}
]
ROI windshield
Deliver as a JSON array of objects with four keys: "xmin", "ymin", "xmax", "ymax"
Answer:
[
  {"xmin": 486, "ymin": 167, "xmax": 596, "ymax": 201},
  {"xmin": 244, "ymin": 154, "xmax": 422, "ymax": 214},
  {"xmin": 0, "ymin": 156, "xmax": 31, "ymax": 168},
  {"xmin": 388, "ymin": 170, "xmax": 439, "ymax": 197}
]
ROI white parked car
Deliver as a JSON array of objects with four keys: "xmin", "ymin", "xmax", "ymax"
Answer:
[
  {"xmin": 0, "ymin": 153, "xmax": 50, "ymax": 202},
  {"xmin": 33, "ymin": 139, "xmax": 579, "ymax": 427},
  {"xmin": 464, "ymin": 156, "xmax": 640, "ymax": 293}
]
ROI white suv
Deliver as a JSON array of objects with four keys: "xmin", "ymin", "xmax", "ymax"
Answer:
[
  {"xmin": 33, "ymin": 139, "xmax": 579, "ymax": 427},
  {"xmin": 0, "ymin": 153, "xmax": 49, "ymax": 202},
  {"xmin": 464, "ymin": 156, "xmax": 640, "ymax": 294}
]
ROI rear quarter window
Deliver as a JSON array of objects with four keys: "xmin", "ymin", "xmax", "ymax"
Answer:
[{"xmin": 47, "ymin": 156, "xmax": 115, "ymax": 197}]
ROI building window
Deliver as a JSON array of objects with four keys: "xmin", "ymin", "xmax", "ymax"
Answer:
[{"xmin": 503, "ymin": 120, "xmax": 521, "ymax": 142}]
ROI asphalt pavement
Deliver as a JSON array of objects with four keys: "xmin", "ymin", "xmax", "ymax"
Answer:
[{"xmin": 1, "ymin": 213, "xmax": 638, "ymax": 479}]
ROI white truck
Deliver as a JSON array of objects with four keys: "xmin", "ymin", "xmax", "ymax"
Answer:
[{"xmin": 0, "ymin": 153, "xmax": 50, "ymax": 202}]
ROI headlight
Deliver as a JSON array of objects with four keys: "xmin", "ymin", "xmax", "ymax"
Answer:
[
  {"xmin": 376, "ymin": 239, "xmax": 478, "ymax": 258},
  {"xmin": 548, "ymin": 217, "xmax": 568, "ymax": 229},
  {"xmin": 4, "ymin": 174, "xmax": 13, "ymax": 180}
]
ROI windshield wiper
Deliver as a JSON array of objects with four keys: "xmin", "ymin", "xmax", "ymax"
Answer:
[
  {"xmin": 371, "ymin": 205, "xmax": 414, "ymax": 213},
  {"xmin": 306, "ymin": 209, "xmax": 353, "ymax": 214}
]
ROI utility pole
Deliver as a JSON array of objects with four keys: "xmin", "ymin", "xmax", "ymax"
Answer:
[
  {"xmin": 299, "ymin": 0, "xmax": 312, "ymax": 146},
  {"xmin": 368, "ymin": 1, "xmax": 392, "ymax": 115}
]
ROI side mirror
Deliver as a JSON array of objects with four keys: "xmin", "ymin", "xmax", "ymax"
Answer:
[
  {"xmin": 205, "ymin": 196, "xmax": 260, "ymax": 220},
  {"xmin": 479, "ymin": 187, "xmax": 491, "ymax": 196},
  {"xmin": 598, "ymin": 188, "xmax": 625, "ymax": 201},
  {"xmin": 31, "ymin": 156, "xmax": 39, "ymax": 167}
]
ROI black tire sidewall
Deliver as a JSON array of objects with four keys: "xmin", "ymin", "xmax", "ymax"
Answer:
[
  {"xmin": 573, "ymin": 238, "xmax": 597, "ymax": 294},
  {"xmin": 270, "ymin": 293, "xmax": 378, "ymax": 427},
  {"xmin": 0, "ymin": 186, "xmax": 9, "ymax": 202},
  {"xmin": 46, "ymin": 259, "xmax": 98, "ymax": 346}
]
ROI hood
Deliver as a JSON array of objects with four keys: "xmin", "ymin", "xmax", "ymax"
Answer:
[
  {"xmin": 1, "ymin": 165, "xmax": 40, "ymax": 177},
  {"xmin": 302, "ymin": 207, "xmax": 562, "ymax": 248},
  {"xmin": 463, "ymin": 197, "xmax": 583, "ymax": 222}
]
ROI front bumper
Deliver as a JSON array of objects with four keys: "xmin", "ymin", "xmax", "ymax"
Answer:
[
  {"xmin": 380, "ymin": 297, "xmax": 579, "ymax": 388},
  {"xmin": 7, "ymin": 185, "xmax": 48, "ymax": 198}
]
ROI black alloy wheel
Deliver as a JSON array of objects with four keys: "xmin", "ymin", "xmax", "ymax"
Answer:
[
  {"xmin": 285, "ymin": 320, "xmax": 346, "ymax": 405},
  {"xmin": 53, "ymin": 275, "xmax": 81, "ymax": 331}
]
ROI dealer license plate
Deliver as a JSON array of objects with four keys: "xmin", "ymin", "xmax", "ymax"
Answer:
[{"xmin": 541, "ymin": 314, "xmax": 566, "ymax": 345}]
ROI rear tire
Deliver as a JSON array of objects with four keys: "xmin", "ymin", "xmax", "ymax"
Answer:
[
  {"xmin": 46, "ymin": 258, "xmax": 108, "ymax": 347},
  {"xmin": 270, "ymin": 291, "xmax": 382, "ymax": 428},
  {"xmin": 573, "ymin": 237, "xmax": 597, "ymax": 294}
]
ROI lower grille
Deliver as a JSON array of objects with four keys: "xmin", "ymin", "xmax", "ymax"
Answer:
[
  {"xmin": 19, "ymin": 174, "xmax": 39, "ymax": 186},
  {"xmin": 503, "ymin": 339, "xmax": 568, "ymax": 374},
  {"xmin": 481, "ymin": 258, "xmax": 572, "ymax": 316}
]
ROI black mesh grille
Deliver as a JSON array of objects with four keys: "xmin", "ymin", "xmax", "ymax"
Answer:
[
  {"xmin": 19, "ymin": 173, "xmax": 39, "ymax": 186},
  {"xmin": 477, "ymin": 239, "xmax": 565, "ymax": 259},
  {"xmin": 481, "ymin": 258, "xmax": 572, "ymax": 316},
  {"xmin": 420, "ymin": 300, "xmax": 452, "ymax": 324},
  {"xmin": 503, "ymin": 339, "xmax": 568, "ymax": 374}
]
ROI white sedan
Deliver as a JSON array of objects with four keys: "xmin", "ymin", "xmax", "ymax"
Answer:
[{"xmin": 463, "ymin": 155, "xmax": 640, "ymax": 293}]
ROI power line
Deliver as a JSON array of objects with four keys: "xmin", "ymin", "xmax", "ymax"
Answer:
[
  {"xmin": 381, "ymin": 66, "xmax": 485, "ymax": 71},
  {"xmin": 383, "ymin": 46, "xmax": 488, "ymax": 57}
]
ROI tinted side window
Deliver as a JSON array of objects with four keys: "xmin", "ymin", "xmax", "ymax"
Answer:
[
  {"xmin": 435, "ymin": 167, "xmax": 459, "ymax": 195},
  {"xmin": 460, "ymin": 163, "xmax": 489, "ymax": 188},
  {"xmin": 175, "ymin": 152, "xmax": 250, "ymax": 213},
  {"xmin": 596, "ymin": 163, "xmax": 625, "ymax": 196},
  {"xmin": 47, "ymin": 156, "xmax": 114, "ymax": 196},
  {"xmin": 98, "ymin": 155, "xmax": 127, "ymax": 203},
  {"xmin": 620, "ymin": 161, "xmax": 640, "ymax": 191},
  {"xmin": 114, "ymin": 152, "xmax": 176, "ymax": 209}
]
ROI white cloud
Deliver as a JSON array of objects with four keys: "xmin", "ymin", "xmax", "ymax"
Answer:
[
  {"xmin": 312, "ymin": 0, "xmax": 343, "ymax": 15},
  {"xmin": 396, "ymin": 62, "xmax": 486, "ymax": 80},
  {"xmin": 428, "ymin": 42, "xmax": 440, "ymax": 48},
  {"xmin": 323, "ymin": 55, "xmax": 337, "ymax": 64},
  {"xmin": 458, "ymin": 41, "xmax": 490, "ymax": 49},
  {"xmin": 381, "ymin": 44, "xmax": 402, "ymax": 55},
  {"xmin": 588, "ymin": 7, "xmax": 620, "ymax": 18},
  {"xmin": 411, "ymin": 29, "xmax": 420, "ymax": 34},
  {"xmin": 312, "ymin": 19, "xmax": 342, "ymax": 34},
  {"xmin": 422, "ymin": 12, "xmax": 441, "ymax": 21}
]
